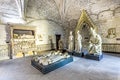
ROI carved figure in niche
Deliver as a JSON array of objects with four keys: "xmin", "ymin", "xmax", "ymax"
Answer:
[
  {"xmin": 81, "ymin": 22, "xmax": 91, "ymax": 48},
  {"xmin": 48, "ymin": 35, "xmax": 52, "ymax": 40},
  {"xmin": 106, "ymin": 28, "xmax": 116, "ymax": 39},
  {"xmin": 68, "ymin": 31, "xmax": 74, "ymax": 52},
  {"xmin": 88, "ymin": 28, "xmax": 102, "ymax": 55},
  {"xmin": 38, "ymin": 34, "xmax": 43, "ymax": 41},
  {"xmin": 75, "ymin": 31, "xmax": 82, "ymax": 53},
  {"xmin": 58, "ymin": 39, "xmax": 63, "ymax": 51}
]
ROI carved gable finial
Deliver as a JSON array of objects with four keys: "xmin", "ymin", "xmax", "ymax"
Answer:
[{"xmin": 75, "ymin": 9, "xmax": 97, "ymax": 34}]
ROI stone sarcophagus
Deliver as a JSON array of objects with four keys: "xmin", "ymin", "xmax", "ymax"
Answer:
[
  {"xmin": 31, "ymin": 51, "xmax": 73, "ymax": 74},
  {"xmin": 9, "ymin": 25, "xmax": 36, "ymax": 58}
]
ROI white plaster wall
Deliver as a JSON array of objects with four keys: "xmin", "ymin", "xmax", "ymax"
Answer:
[{"xmin": 27, "ymin": 20, "xmax": 64, "ymax": 45}]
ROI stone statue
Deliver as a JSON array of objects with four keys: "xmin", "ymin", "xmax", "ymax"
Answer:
[
  {"xmin": 75, "ymin": 31, "xmax": 82, "ymax": 53},
  {"xmin": 68, "ymin": 31, "xmax": 74, "ymax": 52},
  {"xmin": 58, "ymin": 39, "xmax": 63, "ymax": 50},
  {"xmin": 88, "ymin": 28, "xmax": 102, "ymax": 55}
]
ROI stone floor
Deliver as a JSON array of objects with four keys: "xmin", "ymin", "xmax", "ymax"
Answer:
[{"xmin": 0, "ymin": 52, "xmax": 120, "ymax": 80}]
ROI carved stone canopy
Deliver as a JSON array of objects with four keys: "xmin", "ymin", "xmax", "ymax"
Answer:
[
  {"xmin": 75, "ymin": 9, "xmax": 98, "ymax": 49},
  {"xmin": 75, "ymin": 9, "xmax": 98, "ymax": 35}
]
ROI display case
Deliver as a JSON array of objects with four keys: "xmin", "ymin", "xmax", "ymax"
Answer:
[{"xmin": 10, "ymin": 25, "xmax": 36, "ymax": 58}]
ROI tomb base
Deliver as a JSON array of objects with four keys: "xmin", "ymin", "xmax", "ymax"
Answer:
[
  {"xmin": 31, "ymin": 56, "xmax": 73, "ymax": 74},
  {"xmin": 85, "ymin": 54, "xmax": 103, "ymax": 61}
]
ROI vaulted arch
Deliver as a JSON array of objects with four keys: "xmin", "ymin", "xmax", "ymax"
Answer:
[{"xmin": 15, "ymin": 0, "xmax": 29, "ymax": 19}]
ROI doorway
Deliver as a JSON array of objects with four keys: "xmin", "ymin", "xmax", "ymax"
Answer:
[{"xmin": 55, "ymin": 34, "xmax": 61, "ymax": 50}]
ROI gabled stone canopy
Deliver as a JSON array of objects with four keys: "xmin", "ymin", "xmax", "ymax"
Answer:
[{"xmin": 75, "ymin": 9, "xmax": 98, "ymax": 34}]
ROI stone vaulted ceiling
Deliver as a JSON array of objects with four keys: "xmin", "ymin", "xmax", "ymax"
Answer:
[
  {"xmin": 0, "ymin": 0, "xmax": 120, "ymax": 29},
  {"xmin": 26, "ymin": 0, "xmax": 61, "ymax": 23},
  {"xmin": 0, "ymin": 0, "xmax": 18, "ymax": 18}
]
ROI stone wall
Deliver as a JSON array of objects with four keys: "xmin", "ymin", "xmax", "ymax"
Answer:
[
  {"xmin": 60, "ymin": 0, "xmax": 120, "ymax": 51},
  {"xmin": 0, "ymin": 0, "xmax": 120, "ymax": 59},
  {"xmin": 0, "ymin": 24, "xmax": 9, "ymax": 60},
  {"xmin": 0, "ymin": 0, "xmax": 64, "ymax": 59},
  {"xmin": 0, "ymin": 20, "xmax": 64, "ymax": 59},
  {"xmin": 59, "ymin": 0, "xmax": 120, "ymax": 44},
  {"xmin": 51, "ymin": 0, "xmax": 120, "ymax": 50}
]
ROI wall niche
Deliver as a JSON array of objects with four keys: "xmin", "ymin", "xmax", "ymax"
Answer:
[{"xmin": 10, "ymin": 25, "xmax": 36, "ymax": 58}]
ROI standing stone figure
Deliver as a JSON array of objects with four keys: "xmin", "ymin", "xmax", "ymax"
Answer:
[
  {"xmin": 58, "ymin": 39, "xmax": 63, "ymax": 51},
  {"xmin": 75, "ymin": 31, "xmax": 82, "ymax": 53},
  {"xmin": 88, "ymin": 28, "xmax": 102, "ymax": 55},
  {"xmin": 68, "ymin": 31, "xmax": 74, "ymax": 52}
]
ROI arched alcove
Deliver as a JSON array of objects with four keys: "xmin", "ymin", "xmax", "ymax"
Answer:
[
  {"xmin": 75, "ymin": 10, "xmax": 98, "ymax": 51},
  {"xmin": 80, "ymin": 22, "xmax": 91, "ymax": 48}
]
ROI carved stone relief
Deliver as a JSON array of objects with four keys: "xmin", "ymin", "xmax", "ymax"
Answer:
[
  {"xmin": 38, "ymin": 34, "xmax": 43, "ymax": 41},
  {"xmin": 106, "ymin": 28, "xmax": 116, "ymax": 39}
]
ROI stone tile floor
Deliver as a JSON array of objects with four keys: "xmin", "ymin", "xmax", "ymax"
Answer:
[{"xmin": 0, "ymin": 52, "xmax": 120, "ymax": 80}]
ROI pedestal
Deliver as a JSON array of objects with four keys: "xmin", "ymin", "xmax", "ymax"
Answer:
[
  {"xmin": 72, "ymin": 52, "xmax": 83, "ymax": 57},
  {"xmin": 68, "ymin": 51, "xmax": 74, "ymax": 55},
  {"xmin": 85, "ymin": 54, "xmax": 103, "ymax": 61},
  {"xmin": 31, "ymin": 56, "xmax": 73, "ymax": 74},
  {"xmin": 68, "ymin": 50, "xmax": 83, "ymax": 57}
]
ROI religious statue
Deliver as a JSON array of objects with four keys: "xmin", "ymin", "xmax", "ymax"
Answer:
[
  {"xmin": 68, "ymin": 31, "xmax": 74, "ymax": 52},
  {"xmin": 106, "ymin": 28, "xmax": 116, "ymax": 39},
  {"xmin": 58, "ymin": 39, "xmax": 63, "ymax": 50},
  {"xmin": 88, "ymin": 28, "xmax": 102, "ymax": 55},
  {"xmin": 75, "ymin": 31, "xmax": 82, "ymax": 53}
]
